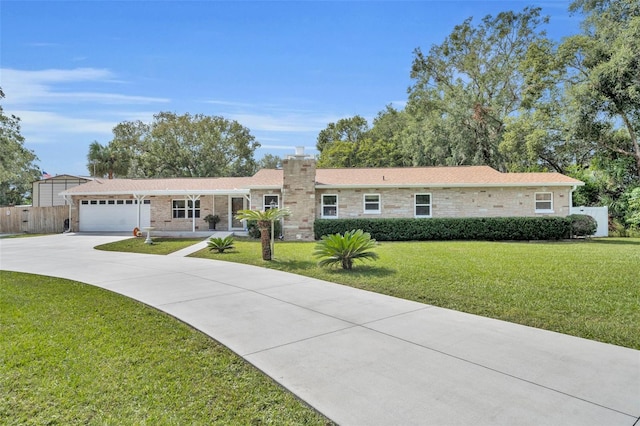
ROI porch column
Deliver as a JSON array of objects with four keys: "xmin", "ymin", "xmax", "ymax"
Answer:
[
  {"xmin": 134, "ymin": 194, "xmax": 146, "ymax": 228},
  {"xmin": 187, "ymin": 194, "xmax": 200, "ymax": 232}
]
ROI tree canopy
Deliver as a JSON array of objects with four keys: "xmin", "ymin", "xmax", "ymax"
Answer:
[
  {"xmin": 91, "ymin": 112, "xmax": 260, "ymax": 178},
  {"xmin": 0, "ymin": 88, "xmax": 40, "ymax": 205},
  {"xmin": 312, "ymin": 0, "xmax": 639, "ymax": 230}
]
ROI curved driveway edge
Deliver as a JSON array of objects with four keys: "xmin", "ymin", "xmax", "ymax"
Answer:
[{"xmin": 1, "ymin": 234, "xmax": 639, "ymax": 425}]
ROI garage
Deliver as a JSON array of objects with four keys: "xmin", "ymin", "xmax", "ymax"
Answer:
[{"xmin": 79, "ymin": 199, "xmax": 150, "ymax": 232}]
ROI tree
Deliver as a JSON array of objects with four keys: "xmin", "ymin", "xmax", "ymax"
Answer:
[
  {"xmin": 407, "ymin": 7, "xmax": 550, "ymax": 170},
  {"xmin": 109, "ymin": 120, "xmax": 150, "ymax": 177},
  {"xmin": 86, "ymin": 141, "xmax": 130, "ymax": 179},
  {"xmin": 0, "ymin": 88, "xmax": 40, "ymax": 205},
  {"xmin": 559, "ymin": 0, "xmax": 640, "ymax": 179},
  {"xmin": 316, "ymin": 115, "xmax": 369, "ymax": 153},
  {"xmin": 141, "ymin": 112, "xmax": 259, "ymax": 177},
  {"xmin": 257, "ymin": 154, "xmax": 282, "ymax": 169},
  {"xmin": 235, "ymin": 207, "xmax": 291, "ymax": 260},
  {"xmin": 98, "ymin": 113, "xmax": 260, "ymax": 178},
  {"xmin": 316, "ymin": 115, "xmax": 371, "ymax": 167}
]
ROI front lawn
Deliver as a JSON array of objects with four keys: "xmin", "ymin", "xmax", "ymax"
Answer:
[
  {"xmin": 95, "ymin": 237, "xmax": 203, "ymax": 255},
  {"xmin": 0, "ymin": 271, "xmax": 332, "ymax": 425},
  {"xmin": 190, "ymin": 238, "xmax": 640, "ymax": 350}
]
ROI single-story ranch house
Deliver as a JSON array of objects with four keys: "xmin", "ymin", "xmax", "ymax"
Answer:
[{"xmin": 61, "ymin": 151, "xmax": 583, "ymax": 240}]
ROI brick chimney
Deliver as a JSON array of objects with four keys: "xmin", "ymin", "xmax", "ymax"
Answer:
[{"xmin": 282, "ymin": 147, "xmax": 316, "ymax": 241}]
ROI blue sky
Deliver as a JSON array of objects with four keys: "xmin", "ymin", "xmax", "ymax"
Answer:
[{"xmin": 1, "ymin": 0, "xmax": 581, "ymax": 177}]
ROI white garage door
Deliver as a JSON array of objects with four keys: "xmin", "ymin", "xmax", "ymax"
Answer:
[{"xmin": 79, "ymin": 199, "xmax": 151, "ymax": 232}]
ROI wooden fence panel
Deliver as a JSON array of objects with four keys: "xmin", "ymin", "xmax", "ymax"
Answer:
[{"xmin": 0, "ymin": 206, "xmax": 69, "ymax": 234}]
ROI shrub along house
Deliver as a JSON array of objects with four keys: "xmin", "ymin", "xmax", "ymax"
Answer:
[{"xmin": 61, "ymin": 149, "xmax": 583, "ymax": 239}]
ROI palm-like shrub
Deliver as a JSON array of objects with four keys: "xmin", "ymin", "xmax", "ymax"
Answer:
[
  {"xmin": 235, "ymin": 208, "xmax": 291, "ymax": 260},
  {"xmin": 313, "ymin": 229, "xmax": 379, "ymax": 270},
  {"xmin": 207, "ymin": 235, "xmax": 235, "ymax": 253}
]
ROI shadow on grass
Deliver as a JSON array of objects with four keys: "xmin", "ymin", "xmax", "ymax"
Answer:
[
  {"xmin": 322, "ymin": 265, "xmax": 395, "ymax": 278},
  {"xmin": 586, "ymin": 238, "xmax": 640, "ymax": 246}
]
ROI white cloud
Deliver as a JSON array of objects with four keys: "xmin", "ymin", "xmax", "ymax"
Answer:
[
  {"xmin": 1, "ymin": 67, "xmax": 169, "ymax": 106},
  {"xmin": 12, "ymin": 110, "xmax": 115, "ymax": 144},
  {"xmin": 203, "ymin": 98, "xmax": 340, "ymax": 133}
]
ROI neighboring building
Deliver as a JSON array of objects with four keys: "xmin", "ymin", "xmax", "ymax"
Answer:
[
  {"xmin": 61, "ymin": 152, "xmax": 583, "ymax": 239},
  {"xmin": 32, "ymin": 175, "xmax": 93, "ymax": 207}
]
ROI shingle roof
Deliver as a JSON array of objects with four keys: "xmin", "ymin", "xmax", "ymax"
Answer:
[
  {"xmin": 314, "ymin": 166, "xmax": 582, "ymax": 187},
  {"xmin": 249, "ymin": 166, "xmax": 583, "ymax": 188},
  {"xmin": 62, "ymin": 165, "xmax": 583, "ymax": 196},
  {"xmin": 63, "ymin": 176, "xmax": 254, "ymax": 195}
]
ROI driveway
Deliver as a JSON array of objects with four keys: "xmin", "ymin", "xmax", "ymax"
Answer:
[{"xmin": 1, "ymin": 233, "xmax": 639, "ymax": 425}]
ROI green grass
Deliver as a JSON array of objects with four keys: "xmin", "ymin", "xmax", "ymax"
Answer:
[
  {"xmin": 0, "ymin": 233, "xmax": 52, "ymax": 239},
  {"xmin": 95, "ymin": 237, "xmax": 203, "ymax": 255},
  {"xmin": 0, "ymin": 271, "xmax": 332, "ymax": 425},
  {"xmin": 189, "ymin": 238, "xmax": 640, "ymax": 350}
]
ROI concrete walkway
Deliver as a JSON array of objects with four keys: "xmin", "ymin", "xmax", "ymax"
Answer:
[{"xmin": 1, "ymin": 233, "xmax": 638, "ymax": 425}]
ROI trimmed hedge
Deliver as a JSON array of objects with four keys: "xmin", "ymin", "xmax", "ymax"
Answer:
[
  {"xmin": 568, "ymin": 214, "xmax": 597, "ymax": 237},
  {"xmin": 314, "ymin": 217, "xmax": 572, "ymax": 241}
]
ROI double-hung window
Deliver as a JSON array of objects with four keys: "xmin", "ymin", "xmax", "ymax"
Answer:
[
  {"xmin": 264, "ymin": 194, "xmax": 279, "ymax": 210},
  {"xmin": 322, "ymin": 194, "xmax": 338, "ymax": 218},
  {"xmin": 535, "ymin": 192, "xmax": 553, "ymax": 213},
  {"xmin": 363, "ymin": 194, "xmax": 381, "ymax": 214},
  {"xmin": 415, "ymin": 193, "xmax": 432, "ymax": 217},
  {"xmin": 172, "ymin": 199, "xmax": 200, "ymax": 218}
]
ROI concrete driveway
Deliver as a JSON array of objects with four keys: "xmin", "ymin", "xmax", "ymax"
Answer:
[{"xmin": 1, "ymin": 233, "xmax": 638, "ymax": 425}]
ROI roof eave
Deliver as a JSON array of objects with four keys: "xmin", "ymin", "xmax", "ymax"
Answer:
[
  {"xmin": 316, "ymin": 182, "xmax": 584, "ymax": 189},
  {"xmin": 61, "ymin": 189, "xmax": 251, "ymax": 197}
]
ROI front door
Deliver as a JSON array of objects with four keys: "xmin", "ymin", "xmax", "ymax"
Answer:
[{"xmin": 230, "ymin": 197, "xmax": 245, "ymax": 229}]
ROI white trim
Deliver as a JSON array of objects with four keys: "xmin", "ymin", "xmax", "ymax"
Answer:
[
  {"xmin": 414, "ymin": 193, "xmax": 432, "ymax": 218},
  {"xmin": 363, "ymin": 193, "xmax": 381, "ymax": 214},
  {"xmin": 321, "ymin": 194, "xmax": 338, "ymax": 219},
  {"xmin": 535, "ymin": 192, "xmax": 554, "ymax": 213},
  {"xmin": 264, "ymin": 194, "xmax": 279, "ymax": 210},
  {"xmin": 316, "ymin": 182, "xmax": 583, "ymax": 189}
]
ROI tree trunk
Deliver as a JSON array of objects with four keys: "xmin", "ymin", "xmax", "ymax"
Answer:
[{"xmin": 258, "ymin": 220, "xmax": 271, "ymax": 260}]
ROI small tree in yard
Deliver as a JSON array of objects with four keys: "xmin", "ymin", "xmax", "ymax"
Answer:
[
  {"xmin": 313, "ymin": 229, "xmax": 379, "ymax": 270},
  {"xmin": 235, "ymin": 207, "xmax": 291, "ymax": 260}
]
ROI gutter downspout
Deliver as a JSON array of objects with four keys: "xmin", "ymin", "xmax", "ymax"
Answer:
[{"xmin": 570, "ymin": 185, "xmax": 577, "ymax": 214}]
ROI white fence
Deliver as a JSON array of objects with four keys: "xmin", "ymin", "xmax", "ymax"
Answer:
[{"xmin": 570, "ymin": 206, "xmax": 609, "ymax": 237}]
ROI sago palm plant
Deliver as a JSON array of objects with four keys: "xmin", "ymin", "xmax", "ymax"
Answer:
[
  {"xmin": 207, "ymin": 235, "xmax": 235, "ymax": 253},
  {"xmin": 313, "ymin": 229, "xmax": 379, "ymax": 270}
]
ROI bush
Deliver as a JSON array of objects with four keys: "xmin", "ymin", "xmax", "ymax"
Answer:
[
  {"xmin": 246, "ymin": 219, "xmax": 282, "ymax": 239},
  {"xmin": 568, "ymin": 214, "xmax": 597, "ymax": 237},
  {"xmin": 314, "ymin": 217, "xmax": 571, "ymax": 241},
  {"xmin": 313, "ymin": 229, "xmax": 379, "ymax": 270},
  {"xmin": 207, "ymin": 235, "xmax": 235, "ymax": 253}
]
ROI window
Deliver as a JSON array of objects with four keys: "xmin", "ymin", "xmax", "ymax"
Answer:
[
  {"xmin": 535, "ymin": 192, "xmax": 553, "ymax": 212},
  {"xmin": 415, "ymin": 193, "xmax": 432, "ymax": 217},
  {"xmin": 264, "ymin": 194, "xmax": 279, "ymax": 210},
  {"xmin": 363, "ymin": 194, "xmax": 381, "ymax": 214},
  {"xmin": 172, "ymin": 199, "xmax": 200, "ymax": 218},
  {"xmin": 322, "ymin": 194, "xmax": 338, "ymax": 218}
]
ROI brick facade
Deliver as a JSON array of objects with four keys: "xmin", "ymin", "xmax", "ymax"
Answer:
[{"xmin": 314, "ymin": 187, "xmax": 571, "ymax": 219}]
